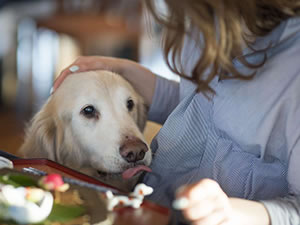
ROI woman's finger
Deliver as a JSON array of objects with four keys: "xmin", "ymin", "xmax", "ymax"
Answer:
[
  {"xmin": 52, "ymin": 64, "xmax": 79, "ymax": 91},
  {"xmin": 181, "ymin": 199, "xmax": 215, "ymax": 221},
  {"xmin": 53, "ymin": 56, "xmax": 95, "ymax": 91},
  {"xmin": 53, "ymin": 58, "xmax": 93, "ymax": 91},
  {"xmin": 52, "ymin": 56, "xmax": 129, "ymax": 93},
  {"xmin": 182, "ymin": 193, "xmax": 231, "ymax": 221},
  {"xmin": 53, "ymin": 56, "xmax": 111, "ymax": 92},
  {"xmin": 176, "ymin": 179, "xmax": 222, "ymax": 206}
]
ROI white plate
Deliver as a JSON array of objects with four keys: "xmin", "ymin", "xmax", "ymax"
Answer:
[{"xmin": 0, "ymin": 156, "xmax": 13, "ymax": 169}]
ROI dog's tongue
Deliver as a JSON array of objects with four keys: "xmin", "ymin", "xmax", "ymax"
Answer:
[{"xmin": 122, "ymin": 165, "xmax": 152, "ymax": 180}]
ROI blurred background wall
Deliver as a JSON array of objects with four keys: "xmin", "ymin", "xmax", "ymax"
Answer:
[{"xmin": 0, "ymin": 0, "xmax": 178, "ymax": 156}]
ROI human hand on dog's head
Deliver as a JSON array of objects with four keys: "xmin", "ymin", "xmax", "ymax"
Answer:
[
  {"xmin": 53, "ymin": 56, "xmax": 156, "ymax": 107},
  {"xmin": 53, "ymin": 56, "xmax": 125, "ymax": 93}
]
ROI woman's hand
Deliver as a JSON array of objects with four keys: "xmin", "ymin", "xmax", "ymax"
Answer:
[
  {"xmin": 173, "ymin": 179, "xmax": 270, "ymax": 225},
  {"xmin": 53, "ymin": 56, "xmax": 156, "ymax": 106},
  {"xmin": 54, "ymin": 56, "xmax": 125, "ymax": 91},
  {"xmin": 173, "ymin": 179, "xmax": 233, "ymax": 225}
]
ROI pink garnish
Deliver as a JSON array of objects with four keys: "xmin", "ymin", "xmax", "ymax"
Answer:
[{"xmin": 39, "ymin": 174, "xmax": 69, "ymax": 192}]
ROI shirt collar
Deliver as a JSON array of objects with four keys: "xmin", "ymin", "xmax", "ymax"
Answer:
[{"xmin": 232, "ymin": 19, "xmax": 289, "ymax": 69}]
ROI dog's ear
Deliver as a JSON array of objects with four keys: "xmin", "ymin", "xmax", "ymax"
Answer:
[
  {"xmin": 136, "ymin": 95, "xmax": 148, "ymax": 131},
  {"xmin": 18, "ymin": 101, "xmax": 63, "ymax": 161}
]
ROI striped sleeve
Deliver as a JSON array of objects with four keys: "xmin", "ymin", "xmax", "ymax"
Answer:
[
  {"xmin": 261, "ymin": 136, "xmax": 300, "ymax": 225},
  {"xmin": 261, "ymin": 195, "xmax": 300, "ymax": 225},
  {"xmin": 148, "ymin": 75, "xmax": 180, "ymax": 124}
]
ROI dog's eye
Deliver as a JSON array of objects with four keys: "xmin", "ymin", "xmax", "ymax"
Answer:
[
  {"xmin": 81, "ymin": 105, "xmax": 98, "ymax": 119},
  {"xmin": 127, "ymin": 99, "xmax": 134, "ymax": 111}
]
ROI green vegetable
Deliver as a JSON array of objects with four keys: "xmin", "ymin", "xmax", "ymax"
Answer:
[
  {"xmin": 0, "ymin": 174, "xmax": 37, "ymax": 187},
  {"xmin": 0, "ymin": 203, "xmax": 85, "ymax": 224},
  {"xmin": 0, "ymin": 174, "xmax": 85, "ymax": 224},
  {"xmin": 46, "ymin": 203, "xmax": 85, "ymax": 222}
]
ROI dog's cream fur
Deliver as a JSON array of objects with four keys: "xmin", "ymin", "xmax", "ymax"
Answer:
[{"xmin": 19, "ymin": 70, "xmax": 152, "ymax": 191}]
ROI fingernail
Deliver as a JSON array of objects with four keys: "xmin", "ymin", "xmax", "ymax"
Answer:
[
  {"xmin": 69, "ymin": 65, "xmax": 79, "ymax": 72},
  {"xmin": 50, "ymin": 87, "xmax": 54, "ymax": 95},
  {"xmin": 172, "ymin": 197, "xmax": 189, "ymax": 210}
]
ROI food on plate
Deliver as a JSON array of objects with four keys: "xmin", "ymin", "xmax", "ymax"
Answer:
[
  {"xmin": 0, "ymin": 168, "xmax": 156, "ymax": 225},
  {"xmin": 0, "ymin": 169, "xmax": 110, "ymax": 225},
  {"xmin": 0, "ymin": 184, "xmax": 53, "ymax": 224},
  {"xmin": 39, "ymin": 173, "xmax": 70, "ymax": 192}
]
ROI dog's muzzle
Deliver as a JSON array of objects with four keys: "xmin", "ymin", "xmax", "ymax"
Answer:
[{"xmin": 119, "ymin": 136, "xmax": 148, "ymax": 163}]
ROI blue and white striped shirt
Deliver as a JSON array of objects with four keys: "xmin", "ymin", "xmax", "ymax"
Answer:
[{"xmin": 143, "ymin": 17, "xmax": 300, "ymax": 225}]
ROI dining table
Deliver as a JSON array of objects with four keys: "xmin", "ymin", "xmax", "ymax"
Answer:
[{"xmin": 0, "ymin": 150, "xmax": 171, "ymax": 225}]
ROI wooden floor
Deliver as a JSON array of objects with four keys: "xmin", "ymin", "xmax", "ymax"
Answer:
[{"xmin": 0, "ymin": 107, "xmax": 27, "ymax": 157}]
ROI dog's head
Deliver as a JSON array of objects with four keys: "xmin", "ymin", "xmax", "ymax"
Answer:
[{"xmin": 19, "ymin": 70, "xmax": 152, "ymax": 191}]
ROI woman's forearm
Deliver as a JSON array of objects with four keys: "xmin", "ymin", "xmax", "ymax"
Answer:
[
  {"xmin": 121, "ymin": 59, "xmax": 157, "ymax": 107},
  {"xmin": 230, "ymin": 198, "xmax": 270, "ymax": 225}
]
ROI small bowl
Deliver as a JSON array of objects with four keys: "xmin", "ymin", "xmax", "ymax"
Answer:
[{"xmin": 0, "ymin": 157, "xmax": 13, "ymax": 169}]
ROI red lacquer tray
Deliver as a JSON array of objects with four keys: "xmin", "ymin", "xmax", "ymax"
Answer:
[{"xmin": 12, "ymin": 158, "xmax": 170, "ymax": 225}]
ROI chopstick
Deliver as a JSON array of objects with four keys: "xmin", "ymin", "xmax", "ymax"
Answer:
[{"xmin": 22, "ymin": 167, "xmax": 119, "ymax": 194}]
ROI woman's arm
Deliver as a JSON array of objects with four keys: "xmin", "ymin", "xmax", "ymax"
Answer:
[
  {"xmin": 230, "ymin": 198, "xmax": 270, "ymax": 225},
  {"xmin": 147, "ymin": 75, "xmax": 180, "ymax": 124},
  {"xmin": 173, "ymin": 179, "xmax": 300, "ymax": 225}
]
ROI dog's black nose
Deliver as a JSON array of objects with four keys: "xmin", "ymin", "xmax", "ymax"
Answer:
[{"xmin": 119, "ymin": 137, "xmax": 148, "ymax": 163}]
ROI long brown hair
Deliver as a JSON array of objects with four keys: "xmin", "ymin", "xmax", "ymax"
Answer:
[{"xmin": 145, "ymin": 0, "xmax": 300, "ymax": 93}]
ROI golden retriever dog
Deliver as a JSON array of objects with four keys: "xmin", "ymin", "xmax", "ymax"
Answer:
[{"xmin": 19, "ymin": 70, "xmax": 152, "ymax": 191}]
